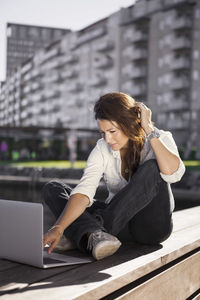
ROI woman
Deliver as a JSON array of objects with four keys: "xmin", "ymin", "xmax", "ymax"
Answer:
[{"xmin": 43, "ymin": 92, "xmax": 185, "ymax": 260}]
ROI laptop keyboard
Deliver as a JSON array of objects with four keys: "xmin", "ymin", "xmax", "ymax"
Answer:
[{"xmin": 43, "ymin": 256, "xmax": 66, "ymax": 265}]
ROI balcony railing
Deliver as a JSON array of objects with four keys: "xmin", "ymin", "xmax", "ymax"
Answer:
[
  {"xmin": 68, "ymin": 82, "xmax": 83, "ymax": 93},
  {"xmin": 93, "ymin": 56, "xmax": 113, "ymax": 69},
  {"xmin": 21, "ymin": 110, "xmax": 28, "ymax": 119},
  {"xmin": 171, "ymin": 77, "xmax": 190, "ymax": 90},
  {"xmin": 32, "ymin": 93, "xmax": 42, "ymax": 102},
  {"xmin": 22, "ymin": 72, "xmax": 32, "ymax": 82},
  {"xmin": 132, "ymin": 49, "xmax": 147, "ymax": 60},
  {"xmin": 31, "ymin": 82, "xmax": 41, "ymax": 91},
  {"xmin": 170, "ymin": 57, "xmax": 190, "ymax": 70},
  {"xmin": 21, "ymin": 62, "xmax": 32, "ymax": 74},
  {"xmin": 172, "ymin": 16, "xmax": 192, "ymax": 30},
  {"xmin": 159, "ymin": 99, "xmax": 189, "ymax": 112},
  {"xmin": 171, "ymin": 37, "xmax": 191, "ymax": 50},
  {"xmin": 66, "ymin": 99, "xmax": 75, "ymax": 107},
  {"xmin": 42, "ymin": 48, "xmax": 58, "ymax": 61},
  {"xmin": 121, "ymin": 81, "xmax": 146, "ymax": 95},
  {"xmin": 64, "ymin": 54, "xmax": 79, "ymax": 64},
  {"xmin": 166, "ymin": 119, "xmax": 189, "ymax": 130},
  {"xmin": 124, "ymin": 47, "xmax": 147, "ymax": 60},
  {"xmin": 31, "ymin": 68, "xmax": 40, "ymax": 78},
  {"xmin": 21, "ymin": 99, "xmax": 28, "ymax": 108},
  {"xmin": 42, "ymin": 73, "xmax": 59, "ymax": 84},
  {"xmin": 76, "ymin": 26, "xmax": 107, "ymax": 46},
  {"xmin": 94, "ymin": 40, "xmax": 115, "ymax": 52},
  {"xmin": 43, "ymin": 89, "xmax": 60, "ymax": 99},
  {"xmin": 122, "ymin": 65, "xmax": 146, "ymax": 78},
  {"xmin": 23, "ymin": 85, "xmax": 31, "ymax": 94},
  {"xmin": 61, "ymin": 69, "xmax": 78, "ymax": 79},
  {"xmin": 125, "ymin": 30, "xmax": 148, "ymax": 43},
  {"xmin": 89, "ymin": 76, "xmax": 107, "ymax": 87}
]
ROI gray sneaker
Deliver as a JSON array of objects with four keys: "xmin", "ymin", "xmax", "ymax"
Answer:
[{"xmin": 87, "ymin": 230, "xmax": 122, "ymax": 260}]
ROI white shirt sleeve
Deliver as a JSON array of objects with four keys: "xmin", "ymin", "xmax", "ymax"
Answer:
[
  {"xmin": 70, "ymin": 141, "xmax": 105, "ymax": 207},
  {"xmin": 158, "ymin": 131, "xmax": 186, "ymax": 183}
]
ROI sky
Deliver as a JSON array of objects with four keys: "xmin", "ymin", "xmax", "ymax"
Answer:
[{"xmin": 0, "ymin": 0, "xmax": 135, "ymax": 81}]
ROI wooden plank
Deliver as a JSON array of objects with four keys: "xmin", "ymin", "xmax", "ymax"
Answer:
[
  {"xmin": 0, "ymin": 262, "xmax": 81, "ymax": 294},
  {"xmin": 0, "ymin": 207, "xmax": 200, "ymax": 299},
  {"xmin": 115, "ymin": 251, "xmax": 200, "ymax": 300},
  {"xmin": 0, "ymin": 260, "xmax": 20, "ymax": 272},
  {"xmin": 193, "ymin": 293, "xmax": 200, "ymax": 300},
  {"xmin": 172, "ymin": 206, "xmax": 200, "ymax": 232},
  {"xmin": 2, "ymin": 228, "xmax": 199, "ymax": 300}
]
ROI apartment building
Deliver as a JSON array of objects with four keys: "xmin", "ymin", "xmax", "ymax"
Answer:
[
  {"xmin": 0, "ymin": 0, "xmax": 199, "ymax": 158},
  {"xmin": 6, "ymin": 23, "xmax": 70, "ymax": 76}
]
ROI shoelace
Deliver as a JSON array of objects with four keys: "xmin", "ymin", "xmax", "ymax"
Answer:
[{"xmin": 87, "ymin": 231, "xmax": 102, "ymax": 251}]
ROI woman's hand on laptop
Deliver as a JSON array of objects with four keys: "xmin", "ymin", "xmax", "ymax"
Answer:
[{"xmin": 43, "ymin": 225, "xmax": 64, "ymax": 254}]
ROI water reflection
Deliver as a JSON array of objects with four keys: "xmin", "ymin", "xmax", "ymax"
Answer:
[
  {"xmin": 1, "ymin": 182, "xmax": 199, "ymax": 233},
  {"xmin": 0, "ymin": 184, "xmax": 55, "ymax": 232}
]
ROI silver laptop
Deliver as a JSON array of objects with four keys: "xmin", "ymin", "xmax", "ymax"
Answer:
[{"xmin": 0, "ymin": 199, "xmax": 93, "ymax": 268}]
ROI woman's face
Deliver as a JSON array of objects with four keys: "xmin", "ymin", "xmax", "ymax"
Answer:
[{"xmin": 97, "ymin": 119, "xmax": 129, "ymax": 151}]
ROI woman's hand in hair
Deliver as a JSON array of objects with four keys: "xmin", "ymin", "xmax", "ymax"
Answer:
[{"xmin": 136, "ymin": 102, "xmax": 154, "ymax": 135}]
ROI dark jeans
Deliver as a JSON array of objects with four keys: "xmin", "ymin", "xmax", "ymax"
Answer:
[{"xmin": 43, "ymin": 160, "xmax": 173, "ymax": 252}]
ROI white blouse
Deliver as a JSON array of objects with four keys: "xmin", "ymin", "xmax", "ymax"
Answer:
[{"xmin": 70, "ymin": 127, "xmax": 185, "ymax": 210}]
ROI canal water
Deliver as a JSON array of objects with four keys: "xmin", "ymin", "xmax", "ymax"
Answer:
[
  {"xmin": 0, "ymin": 183, "xmax": 55, "ymax": 232},
  {"xmin": 0, "ymin": 182, "xmax": 199, "ymax": 233},
  {"xmin": 0, "ymin": 181, "xmax": 108, "ymax": 233}
]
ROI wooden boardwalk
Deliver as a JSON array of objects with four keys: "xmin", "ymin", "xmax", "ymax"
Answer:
[{"xmin": 0, "ymin": 206, "xmax": 200, "ymax": 300}]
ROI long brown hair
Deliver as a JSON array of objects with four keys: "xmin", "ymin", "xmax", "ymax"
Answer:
[{"xmin": 94, "ymin": 92, "xmax": 145, "ymax": 175}]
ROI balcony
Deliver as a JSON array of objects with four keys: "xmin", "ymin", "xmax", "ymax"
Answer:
[
  {"xmin": 23, "ymin": 72, "xmax": 32, "ymax": 82},
  {"xmin": 42, "ymin": 72, "xmax": 59, "ymax": 84},
  {"xmin": 23, "ymin": 85, "xmax": 31, "ymax": 94},
  {"xmin": 171, "ymin": 77, "xmax": 190, "ymax": 90},
  {"xmin": 132, "ymin": 49, "xmax": 147, "ymax": 60},
  {"xmin": 122, "ymin": 65, "xmax": 146, "ymax": 79},
  {"xmin": 43, "ymin": 89, "xmax": 60, "ymax": 99},
  {"xmin": 89, "ymin": 76, "xmax": 107, "ymax": 87},
  {"xmin": 94, "ymin": 40, "xmax": 114, "ymax": 52},
  {"xmin": 31, "ymin": 82, "xmax": 41, "ymax": 91},
  {"xmin": 124, "ymin": 47, "xmax": 147, "ymax": 60},
  {"xmin": 64, "ymin": 54, "xmax": 79, "ymax": 64},
  {"xmin": 66, "ymin": 98, "xmax": 75, "ymax": 107},
  {"xmin": 133, "ymin": 84, "xmax": 146, "ymax": 96},
  {"xmin": 133, "ymin": 0, "xmax": 147, "ymax": 18},
  {"xmin": 125, "ymin": 30, "xmax": 148, "ymax": 43},
  {"xmin": 21, "ymin": 99, "xmax": 28, "ymax": 108},
  {"xmin": 170, "ymin": 57, "xmax": 190, "ymax": 70},
  {"xmin": 31, "ymin": 68, "xmax": 40, "ymax": 78},
  {"xmin": 21, "ymin": 62, "xmax": 32, "ymax": 74},
  {"xmin": 8, "ymin": 83, "xmax": 15, "ymax": 92},
  {"xmin": 32, "ymin": 93, "xmax": 42, "ymax": 102},
  {"xmin": 61, "ymin": 69, "xmax": 78, "ymax": 79},
  {"xmin": 21, "ymin": 110, "xmax": 28, "ymax": 119},
  {"xmin": 166, "ymin": 119, "xmax": 189, "ymax": 130},
  {"xmin": 42, "ymin": 48, "xmax": 58, "ymax": 61},
  {"xmin": 133, "ymin": 31, "xmax": 148, "ymax": 43},
  {"xmin": 76, "ymin": 26, "xmax": 107, "ymax": 46},
  {"xmin": 49, "ymin": 104, "xmax": 60, "ymax": 113},
  {"xmin": 171, "ymin": 37, "xmax": 191, "ymax": 50},
  {"xmin": 121, "ymin": 81, "xmax": 146, "ymax": 96},
  {"xmin": 76, "ymin": 98, "xmax": 84, "ymax": 107},
  {"xmin": 172, "ymin": 16, "xmax": 192, "ymax": 30},
  {"xmin": 93, "ymin": 56, "xmax": 113, "ymax": 69},
  {"xmin": 42, "ymin": 59, "xmax": 63, "ymax": 70},
  {"xmin": 160, "ymin": 99, "xmax": 189, "ymax": 112},
  {"xmin": 68, "ymin": 82, "xmax": 83, "ymax": 93}
]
